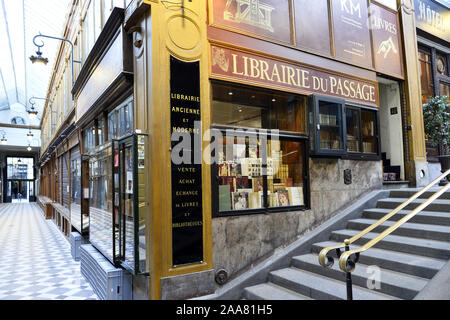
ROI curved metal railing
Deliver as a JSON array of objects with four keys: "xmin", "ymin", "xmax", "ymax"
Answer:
[{"xmin": 318, "ymin": 169, "xmax": 450, "ymax": 299}]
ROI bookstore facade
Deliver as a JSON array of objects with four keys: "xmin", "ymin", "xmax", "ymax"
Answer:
[{"xmin": 37, "ymin": 0, "xmax": 430, "ymax": 300}]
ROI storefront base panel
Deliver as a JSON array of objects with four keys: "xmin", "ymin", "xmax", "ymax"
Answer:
[
  {"xmin": 212, "ymin": 159, "xmax": 383, "ymax": 284},
  {"xmin": 160, "ymin": 269, "xmax": 216, "ymax": 300}
]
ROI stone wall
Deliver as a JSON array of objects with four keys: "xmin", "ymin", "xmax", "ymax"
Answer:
[{"xmin": 212, "ymin": 158, "xmax": 383, "ymax": 284}]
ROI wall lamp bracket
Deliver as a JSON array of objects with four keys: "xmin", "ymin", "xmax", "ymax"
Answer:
[{"xmin": 31, "ymin": 32, "xmax": 82, "ymax": 88}]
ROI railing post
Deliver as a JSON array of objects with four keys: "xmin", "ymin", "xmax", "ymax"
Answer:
[{"xmin": 344, "ymin": 239, "xmax": 353, "ymax": 300}]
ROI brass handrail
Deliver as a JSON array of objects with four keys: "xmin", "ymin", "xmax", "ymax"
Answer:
[{"xmin": 319, "ymin": 168, "xmax": 450, "ymax": 273}]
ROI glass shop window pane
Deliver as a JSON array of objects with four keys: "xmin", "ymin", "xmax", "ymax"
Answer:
[
  {"xmin": 266, "ymin": 139, "xmax": 305, "ymax": 208},
  {"xmin": 126, "ymin": 101, "xmax": 133, "ymax": 133},
  {"xmin": 318, "ymin": 100, "xmax": 344, "ymax": 150},
  {"xmin": 217, "ymin": 134, "xmax": 265, "ymax": 212},
  {"xmin": 346, "ymin": 109, "xmax": 361, "ymax": 152},
  {"xmin": 212, "ymin": 83, "xmax": 307, "ymax": 134},
  {"xmin": 121, "ymin": 142, "xmax": 135, "ymax": 268},
  {"xmin": 108, "ymin": 111, "xmax": 117, "ymax": 141},
  {"xmin": 439, "ymin": 83, "xmax": 450, "ymax": 102},
  {"xmin": 71, "ymin": 157, "xmax": 82, "ymax": 232},
  {"xmin": 216, "ymin": 132, "xmax": 305, "ymax": 213},
  {"xmin": 98, "ymin": 117, "xmax": 105, "ymax": 146},
  {"xmin": 118, "ymin": 106, "xmax": 126, "ymax": 137},
  {"xmin": 89, "ymin": 145, "xmax": 114, "ymax": 260},
  {"xmin": 361, "ymin": 110, "xmax": 377, "ymax": 153}
]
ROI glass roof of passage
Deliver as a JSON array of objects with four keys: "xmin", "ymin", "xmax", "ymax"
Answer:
[{"xmin": 0, "ymin": 0, "xmax": 70, "ymax": 126}]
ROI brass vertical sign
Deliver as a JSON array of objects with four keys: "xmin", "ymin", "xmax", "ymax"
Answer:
[{"xmin": 170, "ymin": 56, "xmax": 204, "ymax": 266}]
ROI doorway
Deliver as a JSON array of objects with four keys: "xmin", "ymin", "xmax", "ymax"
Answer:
[
  {"xmin": 8, "ymin": 180, "xmax": 34, "ymax": 203},
  {"xmin": 377, "ymin": 77, "xmax": 406, "ymax": 182}
]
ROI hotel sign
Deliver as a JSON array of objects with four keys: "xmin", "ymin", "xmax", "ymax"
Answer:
[
  {"xmin": 414, "ymin": 0, "xmax": 450, "ymax": 43},
  {"xmin": 211, "ymin": 45, "xmax": 379, "ymax": 106}
]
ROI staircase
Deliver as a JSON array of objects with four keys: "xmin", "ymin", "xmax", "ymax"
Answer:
[
  {"xmin": 243, "ymin": 188, "xmax": 450, "ymax": 300},
  {"xmin": 382, "ymin": 152, "xmax": 401, "ymax": 181}
]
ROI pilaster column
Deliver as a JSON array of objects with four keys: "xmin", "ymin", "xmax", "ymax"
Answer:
[{"xmin": 398, "ymin": 0, "xmax": 429, "ymax": 186}]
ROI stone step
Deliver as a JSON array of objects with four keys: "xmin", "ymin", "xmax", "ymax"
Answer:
[
  {"xmin": 376, "ymin": 198, "xmax": 450, "ymax": 212},
  {"xmin": 243, "ymin": 283, "xmax": 312, "ymax": 300},
  {"xmin": 269, "ymin": 268, "xmax": 398, "ymax": 300},
  {"xmin": 331, "ymin": 229, "xmax": 450, "ymax": 259},
  {"xmin": 347, "ymin": 218, "xmax": 450, "ymax": 242},
  {"xmin": 362, "ymin": 208, "xmax": 450, "ymax": 226},
  {"xmin": 311, "ymin": 241, "xmax": 445, "ymax": 279},
  {"xmin": 292, "ymin": 254, "xmax": 428, "ymax": 299},
  {"xmin": 390, "ymin": 188, "xmax": 450, "ymax": 200}
]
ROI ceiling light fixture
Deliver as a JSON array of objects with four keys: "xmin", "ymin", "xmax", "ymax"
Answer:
[
  {"xmin": 29, "ymin": 48, "xmax": 49, "ymax": 65},
  {"xmin": 27, "ymin": 130, "xmax": 34, "ymax": 141},
  {"xmin": 0, "ymin": 130, "xmax": 7, "ymax": 145},
  {"xmin": 27, "ymin": 105, "xmax": 39, "ymax": 120},
  {"xmin": 27, "ymin": 145, "xmax": 32, "ymax": 152}
]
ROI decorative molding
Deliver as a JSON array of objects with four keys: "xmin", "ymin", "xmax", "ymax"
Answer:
[{"xmin": 401, "ymin": 0, "xmax": 414, "ymax": 15}]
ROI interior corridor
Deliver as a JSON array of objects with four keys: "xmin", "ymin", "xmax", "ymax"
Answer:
[{"xmin": 0, "ymin": 203, "xmax": 97, "ymax": 300}]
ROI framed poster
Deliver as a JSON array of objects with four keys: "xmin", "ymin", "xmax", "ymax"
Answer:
[
  {"xmin": 331, "ymin": 0, "xmax": 373, "ymax": 67},
  {"xmin": 210, "ymin": 0, "xmax": 292, "ymax": 44},
  {"xmin": 293, "ymin": 0, "xmax": 332, "ymax": 55},
  {"xmin": 370, "ymin": 1, "xmax": 403, "ymax": 78}
]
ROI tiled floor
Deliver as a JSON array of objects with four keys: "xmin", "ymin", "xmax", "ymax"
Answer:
[{"xmin": 0, "ymin": 203, "xmax": 98, "ymax": 300}]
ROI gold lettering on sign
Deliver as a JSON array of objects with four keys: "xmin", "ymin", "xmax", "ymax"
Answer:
[
  {"xmin": 224, "ymin": 0, "xmax": 275, "ymax": 32},
  {"xmin": 214, "ymin": 46, "xmax": 378, "ymax": 105}
]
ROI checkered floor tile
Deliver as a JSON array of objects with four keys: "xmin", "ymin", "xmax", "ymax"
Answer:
[{"xmin": 0, "ymin": 203, "xmax": 98, "ymax": 300}]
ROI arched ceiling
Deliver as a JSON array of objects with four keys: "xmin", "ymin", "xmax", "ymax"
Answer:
[{"xmin": 0, "ymin": 0, "xmax": 70, "ymax": 126}]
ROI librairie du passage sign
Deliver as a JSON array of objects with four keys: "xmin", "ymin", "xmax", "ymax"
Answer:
[
  {"xmin": 211, "ymin": 45, "xmax": 379, "ymax": 106},
  {"xmin": 170, "ymin": 56, "xmax": 203, "ymax": 266}
]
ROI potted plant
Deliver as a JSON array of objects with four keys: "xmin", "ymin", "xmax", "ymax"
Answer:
[{"xmin": 423, "ymin": 95, "xmax": 450, "ymax": 177}]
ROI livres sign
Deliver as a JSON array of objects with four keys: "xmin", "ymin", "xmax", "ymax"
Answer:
[
  {"xmin": 170, "ymin": 56, "xmax": 204, "ymax": 266},
  {"xmin": 370, "ymin": 2, "xmax": 403, "ymax": 78},
  {"xmin": 211, "ymin": 45, "xmax": 379, "ymax": 106}
]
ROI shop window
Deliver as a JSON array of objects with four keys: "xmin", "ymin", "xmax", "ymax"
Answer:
[
  {"xmin": 84, "ymin": 123, "xmax": 96, "ymax": 152},
  {"xmin": 212, "ymin": 82, "xmax": 307, "ymax": 134},
  {"xmin": 308, "ymin": 95, "xmax": 347, "ymax": 157},
  {"xmin": 107, "ymin": 97, "xmax": 134, "ymax": 141},
  {"xmin": 89, "ymin": 144, "xmax": 114, "ymax": 260},
  {"xmin": 212, "ymin": 83, "xmax": 309, "ymax": 217},
  {"xmin": 345, "ymin": 106, "xmax": 380, "ymax": 159},
  {"xmin": 70, "ymin": 150, "xmax": 82, "ymax": 233},
  {"xmin": 419, "ymin": 50, "xmax": 434, "ymax": 105},
  {"xmin": 108, "ymin": 110, "xmax": 117, "ymax": 141},
  {"xmin": 213, "ymin": 130, "xmax": 307, "ymax": 215},
  {"xmin": 98, "ymin": 117, "xmax": 105, "ymax": 145}
]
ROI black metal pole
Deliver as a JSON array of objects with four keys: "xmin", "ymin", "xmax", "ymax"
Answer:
[{"xmin": 345, "ymin": 241, "xmax": 353, "ymax": 300}]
